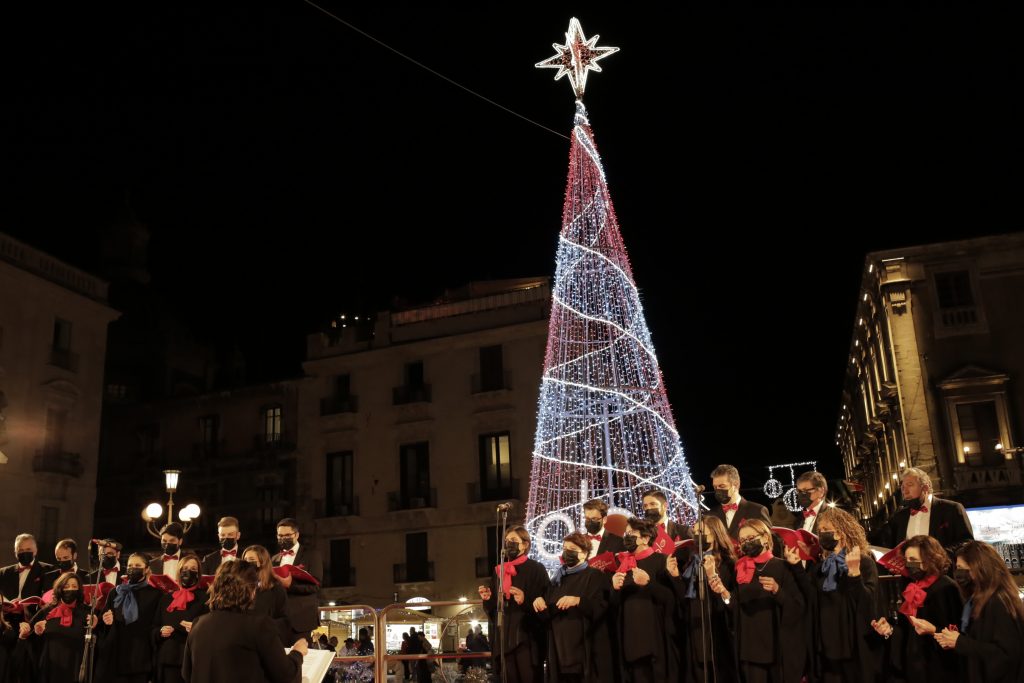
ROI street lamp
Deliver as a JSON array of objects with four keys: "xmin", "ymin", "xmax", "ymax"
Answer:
[{"xmin": 141, "ymin": 469, "xmax": 200, "ymax": 539}]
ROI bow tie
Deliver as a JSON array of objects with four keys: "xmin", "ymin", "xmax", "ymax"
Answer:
[
  {"xmin": 910, "ymin": 505, "xmax": 929, "ymax": 516},
  {"xmin": 221, "ymin": 550, "xmax": 237, "ymax": 558},
  {"xmin": 588, "ymin": 535, "xmax": 602, "ymax": 541},
  {"xmin": 722, "ymin": 503, "xmax": 739, "ymax": 513},
  {"xmin": 162, "ymin": 555, "xmax": 178, "ymax": 562},
  {"xmin": 280, "ymin": 549, "xmax": 295, "ymax": 557},
  {"xmin": 102, "ymin": 567, "xmax": 118, "ymax": 576},
  {"xmin": 17, "ymin": 564, "xmax": 31, "ymax": 573},
  {"xmin": 803, "ymin": 508, "xmax": 817, "ymax": 518}
]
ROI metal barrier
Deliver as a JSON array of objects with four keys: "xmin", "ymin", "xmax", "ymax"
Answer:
[
  {"xmin": 317, "ymin": 603, "xmax": 379, "ymax": 681},
  {"xmin": 377, "ymin": 599, "xmax": 492, "ymax": 682}
]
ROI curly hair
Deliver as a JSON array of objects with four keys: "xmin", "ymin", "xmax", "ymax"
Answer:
[
  {"xmin": 208, "ymin": 560, "xmax": 258, "ymax": 612},
  {"xmin": 816, "ymin": 507, "xmax": 868, "ymax": 554},
  {"xmin": 562, "ymin": 532, "xmax": 592, "ymax": 556},
  {"xmin": 241, "ymin": 545, "xmax": 276, "ymax": 591},
  {"xmin": 625, "ymin": 517, "xmax": 658, "ymax": 545},
  {"xmin": 901, "ymin": 535, "xmax": 950, "ymax": 576}
]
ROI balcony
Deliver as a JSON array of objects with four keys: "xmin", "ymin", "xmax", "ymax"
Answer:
[
  {"xmin": 471, "ymin": 372, "xmax": 511, "ymax": 394},
  {"xmin": 393, "ymin": 384, "xmax": 431, "ymax": 405},
  {"xmin": 49, "ymin": 349, "xmax": 79, "ymax": 372},
  {"xmin": 467, "ymin": 479, "xmax": 520, "ymax": 504},
  {"xmin": 33, "ymin": 451, "xmax": 84, "ymax": 477},
  {"xmin": 330, "ymin": 567, "xmax": 357, "ymax": 588},
  {"xmin": 394, "ymin": 562, "xmax": 435, "ymax": 583},
  {"xmin": 317, "ymin": 496, "xmax": 360, "ymax": 518},
  {"xmin": 953, "ymin": 464, "xmax": 1022, "ymax": 492},
  {"xmin": 252, "ymin": 435, "xmax": 296, "ymax": 453},
  {"xmin": 387, "ymin": 488, "xmax": 437, "ymax": 512},
  {"xmin": 320, "ymin": 395, "xmax": 359, "ymax": 416}
]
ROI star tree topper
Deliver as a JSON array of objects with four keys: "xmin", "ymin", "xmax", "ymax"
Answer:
[{"xmin": 536, "ymin": 17, "xmax": 619, "ymax": 100}]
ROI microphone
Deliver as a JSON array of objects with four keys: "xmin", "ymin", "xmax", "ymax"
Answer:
[
  {"xmin": 692, "ymin": 483, "xmax": 706, "ymax": 494},
  {"xmin": 496, "ymin": 502, "xmax": 513, "ymax": 512},
  {"xmin": 92, "ymin": 539, "xmax": 123, "ymax": 551}
]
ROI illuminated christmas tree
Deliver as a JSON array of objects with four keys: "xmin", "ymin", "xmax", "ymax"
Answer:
[{"xmin": 526, "ymin": 19, "xmax": 697, "ymax": 565}]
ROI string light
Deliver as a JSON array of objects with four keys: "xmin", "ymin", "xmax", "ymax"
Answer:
[
  {"xmin": 525, "ymin": 94, "xmax": 697, "ymax": 568},
  {"xmin": 763, "ymin": 461, "xmax": 818, "ymax": 511},
  {"xmin": 535, "ymin": 18, "xmax": 619, "ymax": 100}
]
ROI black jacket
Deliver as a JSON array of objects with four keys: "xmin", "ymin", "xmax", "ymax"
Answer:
[
  {"xmin": 953, "ymin": 594, "xmax": 1024, "ymax": 683},
  {"xmin": 182, "ymin": 611, "xmax": 303, "ymax": 683},
  {"xmin": 872, "ymin": 496, "xmax": 974, "ymax": 557},
  {"xmin": 270, "ymin": 545, "xmax": 323, "ymax": 634},
  {"xmin": 709, "ymin": 499, "xmax": 773, "ymax": 540},
  {"xmin": 0, "ymin": 561, "xmax": 54, "ymax": 600}
]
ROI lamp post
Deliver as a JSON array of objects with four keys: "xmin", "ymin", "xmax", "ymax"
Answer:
[{"xmin": 141, "ymin": 469, "xmax": 201, "ymax": 539}]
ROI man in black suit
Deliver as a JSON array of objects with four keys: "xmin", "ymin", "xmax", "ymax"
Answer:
[
  {"xmin": 641, "ymin": 489, "xmax": 691, "ymax": 541},
  {"xmin": 582, "ymin": 498, "xmax": 625, "ymax": 558},
  {"xmin": 148, "ymin": 522, "xmax": 185, "ymax": 580},
  {"xmin": 0, "ymin": 533, "xmax": 53, "ymax": 601},
  {"xmin": 872, "ymin": 467, "xmax": 974, "ymax": 557},
  {"xmin": 201, "ymin": 515, "xmax": 242, "ymax": 576},
  {"xmin": 707, "ymin": 464, "xmax": 772, "ymax": 540},
  {"xmin": 92, "ymin": 538, "xmax": 127, "ymax": 587},
  {"xmin": 789, "ymin": 471, "xmax": 828, "ymax": 534},
  {"xmin": 42, "ymin": 538, "xmax": 90, "ymax": 589},
  {"xmin": 271, "ymin": 517, "xmax": 322, "ymax": 643}
]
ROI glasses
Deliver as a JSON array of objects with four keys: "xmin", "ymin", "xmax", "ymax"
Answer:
[
  {"xmin": 796, "ymin": 487, "xmax": 817, "ymax": 493},
  {"xmin": 276, "ymin": 534, "xmax": 296, "ymax": 540}
]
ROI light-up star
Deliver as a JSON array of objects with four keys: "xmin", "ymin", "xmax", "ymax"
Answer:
[{"xmin": 536, "ymin": 17, "xmax": 619, "ymax": 100}]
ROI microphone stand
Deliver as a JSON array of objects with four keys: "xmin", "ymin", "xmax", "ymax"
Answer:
[
  {"xmin": 78, "ymin": 542, "xmax": 103, "ymax": 683},
  {"xmin": 693, "ymin": 489, "xmax": 715, "ymax": 683},
  {"xmin": 495, "ymin": 505, "xmax": 509, "ymax": 683}
]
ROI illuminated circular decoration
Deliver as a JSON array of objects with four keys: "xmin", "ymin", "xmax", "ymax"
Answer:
[
  {"xmin": 531, "ymin": 512, "xmax": 576, "ymax": 562},
  {"xmin": 764, "ymin": 478, "xmax": 784, "ymax": 499},
  {"xmin": 782, "ymin": 487, "xmax": 801, "ymax": 512}
]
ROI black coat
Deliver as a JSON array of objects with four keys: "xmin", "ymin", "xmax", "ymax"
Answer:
[
  {"xmin": 31, "ymin": 602, "xmax": 89, "ymax": 683},
  {"xmin": 872, "ymin": 497, "xmax": 974, "ymax": 557},
  {"xmin": 708, "ymin": 499, "xmax": 773, "ymax": 540},
  {"xmin": 270, "ymin": 546, "xmax": 323, "ymax": 634},
  {"xmin": 97, "ymin": 583, "xmax": 162, "ymax": 678},
  {"xmin": 251, "ymin": 584, "xmax": 290, "ymax": 647},
  {"xmin": 539, "ymin": 566, "xmax": 611, "ymax": 683},
  {"xmin": 483, "ymin": 557, "xmax": 550, "ymax": 665},
  {"xmin": 887, "ymin": 574, "xmax": 962, "ymax": 683},
  {"xmin": 670, "ymin": 550, "xmax": 738, "ymax": 683},
  {"xmin": 595, "ymin": 531, "xmax": 625, "ymax": 557},
  {"xmin": 953, "ymin": 595, "xmax": 1024, "ymax": 683},
  {"xmin": 182, "ymin": 611, "xmax": 303, "ymax": 683},
  {"xmin": 610, "ymin": 551, "xmax": 677, "ymax": 680},
  {"xmin": 0, "ymin": 561, "xmax": 54, "ymax": 600},
  {"xmin": 731, "ymin": 557, "xmax": 804, "ymax": 679},
  {"xmin": 153, "ymin": 588, "xmax": 210, "ymax": 683}
]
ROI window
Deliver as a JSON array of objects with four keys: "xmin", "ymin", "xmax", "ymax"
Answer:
[
  {"xmin": 330, "ymin": 539, "xmax": 354, "ymax": 586},
  {"xmin": 934, "ymin": 270, "xmax": 974, "ymax": 309},
  {"xmin": 956, "ymin": 401, "xmax": 1002, "ymax": 466},
  {"xmin": 479, "ymin": 432, "xmax": 512, "ymax": 500},
  {"xmin": 479, "ymin": 345, "xmax": 504, "ymax": 391},
  {"xmin": 138, "ymin": 423, "xmax": 159, "ymax": 458},
  {"xmin": 326, "ymin": 451, "xmax": 355, "ymax": 516},
  {"xmin": 333, "ymin": 374, "xmax": 351, "ymax": 398},
  {"xmin": 52, "ymin": 319, "xmax": 72, "ymax": 351},
  {"xmin": 476, "ymin": 525, "xmax": 499, "ymax": 578},
  {"xmin": 405, "ymin": 362, "xmax": 424, "ymax": 388},
  {"xmin": 400, "ymin": 442, "xmax": 431, "ymax": 509},
  {"xmin": 264, "ymin": 406, "xmax": 282, "ymax": 443},
  {"xmin": 40, "ymin": 507, "xmax": 59, "ymax": 553},
  {"xmin": 198, "ymin": 415, "xmax": 220, "ymax": 454},
  {"xmin": 406, "ymin": 532, "xmax": 430, "ymax": 582},
  {"xmin": 44, "ymin": 409, "xmax": 67, "ymax": 454}
]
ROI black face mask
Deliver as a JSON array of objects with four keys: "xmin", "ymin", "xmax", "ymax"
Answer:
[
  {"xmin": 179, "ymin": 570, "xmax": 198, "ymax": 587},
  {"xmin": 796, "ymin": 491, "xmax": 813, "ymax": 509},
  {"xmin": 127, "ymin": 568, "xmax": 145, "ymax": 583},
  {"xmin": 61, "ymin": 590, "xmax": 80, "ymax": 604},
  {"xmin": 714, "ymin": 490, "xmax": 732, "ymax": 505},
  {"xmin": 643, "ymin": 509, "xmax": 662, "ymax": 523},
  {"xmin": 162, "ymin": 543, "xmax": 179, "ymax": 556},
  {"xmin": 17, "ymin": 552, "xmax": 34, "ymax": 566},
  {"xmin": 905, "ymin": 561, "xmax": 925, "ymax": 581},
  {"xmin": 622, "ymin": 535, "xmax": 639, "ymax": 552},
  {"xmin": 278, "ymin": 538, "xmax": 295, "ymax": 552},
  {"xmin": 57, "ymin": 560, "xmax": 75, "ymax": 572},
  {"xmin": 562, "ymin": 551, "xmax": 581, "ymax": 568},
  {"xmin": 740, "ymin": 539, "xmax": 763, "ymax": 558},
  {"xmin": 953, "ymin": 568, "xmax": 973, "ymax": 590},
  {"xmin": 220, "ymin": 538, "xmax": 237, "ymax": 551},
  {"xmin": 503, "ymin": 542, "xmax": 520, "ymax": 560},
  {"xmin": 819, "ymin": 532, "xmax": 839, "ymax": 552},
  {"xmin": 584, "ymin": 519, "xmax": 602, "ymax": 535},
  {"xmin": 101, "ymin": 555, "xmax": 117, "ymax": 570},
  {"xmin": 901, "ymin": 496, "xmax": 923, "ymax": 510}
]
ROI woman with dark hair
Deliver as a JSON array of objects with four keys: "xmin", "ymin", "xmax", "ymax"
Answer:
[
  {"xmin": 182, "ymin": 560, "xmax": 307, "ymax": 683},
  {"xmin": 668, "ymin": 515, "xmax": 738, "ymax": 683},
  {"xmin": 787, "ymin": 507, "xmax": 881, "ymax": 683},
  {"xmin": 934, "ymin": 541, "xmax": 1024, "ymax": 682},
  {"xmin": 610, "ymin": 517, "xmax": 677, "ymax": 683},
  {"xmin": 153, "ymin": 553, "xmax": 209, "ymax": 683},
  {"xmin": 241, "ymin": 545, "xmax": 289, "ymax": 644},
  {"xmin": 709, "ymin": 518, "xmax": 804, "ymax": 683},
  {"xmin": 477, "ymin": 525, "xmax": 550, "ymax": 683},
  {"xmin": 98, "ymin": 551, "xmax": 162, "ymax": 683},
  {"xmin": 532, "ymin": 531, "xmax": 612, "ymax": 682},
  {"xmin": 20, "ymin": 572, "xmax": 96, "ymax": 682},
  {"xmin": 870, "ymin": 534, "xmax": 962, "ymax": 683}
]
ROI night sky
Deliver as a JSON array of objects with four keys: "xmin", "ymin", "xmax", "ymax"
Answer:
[{"xmin": 8, "ymin": 5, "xmax": 1021, "ymax": 487}]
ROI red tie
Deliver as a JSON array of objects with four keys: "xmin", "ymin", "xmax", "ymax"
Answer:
[
  {"xmin": 910, "ymin": 505, "xmax": 929, "ymax": 516},
  {"xmin": 221, "ymin": 550, "xmax": 237, "ymax": 558},
  {"xmin": 722, "ymin": 503, "xmax": 739, "ymax": 513},
  {"xmin": 803, "ymin": 508, "xmax": 817, "ymax": 518},
  {"xmin": 17, "ymin": 565, "xmax": 30, "ymax": 573},
  {"xmin": 102, "ymin": 568, "xmax": 117, "ymax": 577},
  {"xmin": 588, "ymin": 535, "xmax": 601, "ymax": 541},
  {"xmin": 162, "ymin": 555, "xmax": 177, "ymax": 562},
  {"xmin": 280, "ymin": 549, "xmax": 295, "ymax": 557}
]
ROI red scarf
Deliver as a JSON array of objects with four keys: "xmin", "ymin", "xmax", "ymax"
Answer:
[
  {"xmin": 899, "ymin": 574, "xmax": 939, "ymax": 617},
  {"xmin": 494, "ymin": 554, "xmax": 528, "ymax": 598},
  {"xmin": 167, "ymin": 585, "xmax": 197, "ymax": 612},
  {"xmin": 46, "ymin": 601, "xmax": 77, "ymax": 627},
  {"xmin": 736, "ymin": 551, "xmax": 774, "ymax": 584},
  {"xmin": 615, "ymin": 546, "xmax": 655, "ymax": 573}
]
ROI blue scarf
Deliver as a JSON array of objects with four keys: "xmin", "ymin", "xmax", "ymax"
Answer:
[
  {"xmin": 820, "ymin": 548, "xmax": 848, "ymax": 592},
  {"xmin": 960, "ymin": 598, "xmax": 973, "ymax": 632},
  {"xmin": 552, "ymin": 560, "xmax": 588, "ymax": 586},
  {"xmin": 113, "ymin": 579, "xmax": 148, "ymax": 624},
  {"xmin": 681, "ymin": 553, "xmax": 700, "ymax": 599}
]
